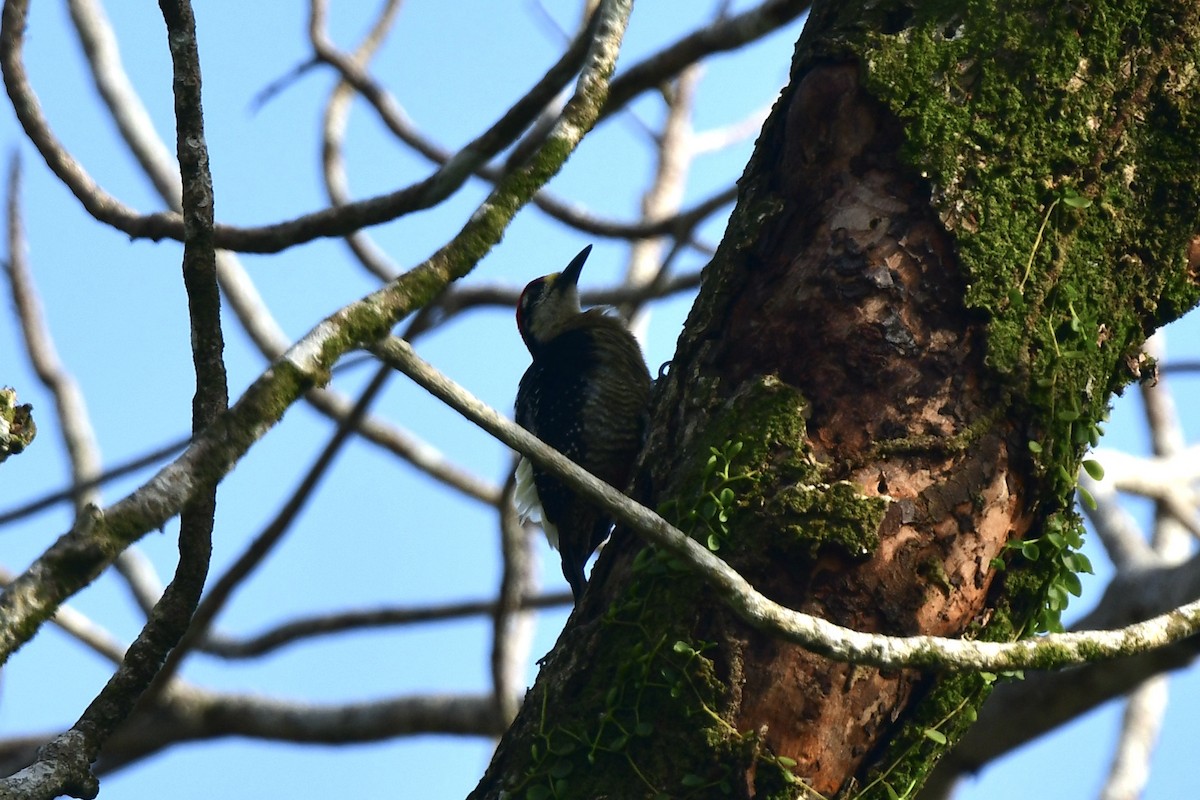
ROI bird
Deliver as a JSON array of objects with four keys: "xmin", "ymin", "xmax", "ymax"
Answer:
[{"xmin": 514, "ymin": 245, "xmax": 652, "ymax": 603}]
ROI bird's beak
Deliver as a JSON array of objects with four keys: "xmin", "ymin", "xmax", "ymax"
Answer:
[{"xmin": 560, "ymin": 244, "xmax": 592, "ymax": 288}]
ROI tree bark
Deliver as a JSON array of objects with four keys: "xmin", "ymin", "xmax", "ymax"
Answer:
[{"xmin": 471, "ymin": 0, "xmax": 1200, "ymax": 797}]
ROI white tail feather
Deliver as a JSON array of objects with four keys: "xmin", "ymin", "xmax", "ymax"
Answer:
[{"xmin": 515, "ymin": 456, "xmax": 559, "ymax": 550}]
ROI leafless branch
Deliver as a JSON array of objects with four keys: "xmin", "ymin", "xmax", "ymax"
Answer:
[
  {"xmin": 492, "ymin": 473, "xmax": 538, "ymax": 723},
  {"xmin": 0, "ymin": 566, "xmax": 125, "ymax": 665},
  {"xmin": 1100, "ymin": 332, "xmax": 1195, "ymax": 800},
  {"xmin": 201, "ymin": 590, "xmax": 572, "ymax": 659},
  {"xmin": 378, "ymin": 334, "xmax": 1200, "ymax": 673},
  {"xmin": 5, "ymin": 142, "xmax": 164, "ymax": 617},
  {"xmin": 2, "ymin": 4, "xmax": 227, "ymax": 796},
  {"xmin": 3, "ymin": 0, "xmax": 598, "ymax": 253},
  {"xmin": 151, "ymin": 364, "xmax": 394, "ymax": 693},
  {"xmin": 0, "ymin": 0, "xmax": 632, "ymax": 679},
  {"xmin": 65, "ymin": 0, "xmax": 502, "ymax": 506},
  {"xmin": 624, "ymin": 65, "xmax": 701, "ymax": 335},
  {"xmin": 314, "ymin": 0, "xmax": 405, "ymax": 281}
]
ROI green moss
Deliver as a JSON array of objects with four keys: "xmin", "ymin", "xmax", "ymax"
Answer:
[
  {"xmin": 767, "ymin": 480, "xmax": 886, "ymax": 556},
  {"xmin": 662, "ymin": 376, "xmax": 886, "ymax": 565},
  {"xmin": 853, "ymin": 0, "xmax": 1200, "ymax": 637},
  {"xmin": 852, "ymin": 671, "xmax": 993, "ymax": 800},
  {"xmin": 819, "ymin": 2, "xmax": 1200, "ymax": 793},
  {"xmin": 505, "ymin": 560, "xmax": 813, "ymax": 799},
  {"xmin": 0, "ymin": 387, "xmax": 36, "ymax": 457}
]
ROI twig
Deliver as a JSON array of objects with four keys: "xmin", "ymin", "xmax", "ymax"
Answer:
[
  {"xmin": 492, "ymin": 472, "xmax": 538, "ymax": 723},
  {"xmin": 201, "ymin": 590, "xmax": 571, "ymax": 658}
]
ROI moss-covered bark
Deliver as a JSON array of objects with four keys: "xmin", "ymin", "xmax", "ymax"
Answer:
[{"xmin": 471, "ymin": 0, "xmax": 1200, "ymax": 797}]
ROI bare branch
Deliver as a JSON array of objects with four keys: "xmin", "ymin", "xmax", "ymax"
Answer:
[
  {"xmin": 0, "ymin": 685, "xmax": 514, "ymax": 785},
  {"xmin": 201, "ymin": 590, "xmax": 572, "ymax": 659},
  {"xmin": 624, "ymin": 65, "xmax": 701, "ymax": 335},
  {"xmin": 1101, "ymin": 677, "xmax": 1169, "ymax": 800},
  {"xmin": 4, "ymin": 154, "xmax": 101, "ymax": 514},
  {"xmin": 378, "ymin": 335, "xmax": 1200, "ymax": 672},
  {"xmin": 0, "ymin": 0, "xmax": 631, "ymax": 676},
  {"xmin": 1081, "ymin": 473, "xmax": 1152, "ymax": 570},
  {"xmin": 314, "ymin": 0, "xmax": 405, "ymax": 281},
  {"xmin": 0, "ymin": 566, "xmax": 125, "ymax": 664},
  {"xmin": 923, "ymin": 555, "xmax": 1200, "ymax": 797},
  {"xmin": 603, "ymin": 0, "xmax": 808, "ymax": 117},
  {"xmin": 154, "ymin": 364, "xmax": 394, "ymax": 689},
  {"xmin": 4, "ymin": 4, "xmax": 228, "ymax": 796},
  {"xmin": 1100, "ymin": 331, "xmax": 1195, "ymax": 800},
  {"xmin": 492, "ymin": 473, "xmax": 538, "ymax": 723},
  {"xmin": 5, "ymin": 149, "xmax": 164, "ymax": 616},
  {"xmin": 65, "ymin": 0, "xmax": 503, "ymax": 505},
  {"xmin": 3, "ymin": 0, "xmax": 598, "ymax": 252}
]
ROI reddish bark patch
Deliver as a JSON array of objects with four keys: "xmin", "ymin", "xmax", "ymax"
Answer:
[{"xmin": 697, "ymin": 63, "xmax": 1029, "ymax": 794}]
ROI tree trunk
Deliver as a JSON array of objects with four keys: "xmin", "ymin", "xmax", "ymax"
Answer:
[{"xmin": 472, "ymin": 0, "xmax": 1200, "ymax": 797}]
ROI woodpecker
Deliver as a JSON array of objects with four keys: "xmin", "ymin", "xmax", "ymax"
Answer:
[{"xmin": 515, "ymin": 245, "xmax": 652, "ymax": 603}]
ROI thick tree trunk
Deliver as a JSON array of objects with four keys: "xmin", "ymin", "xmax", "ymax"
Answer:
[{"xmin": 472, "ymin": 1, "xmax": 1200, "ymax": 797}]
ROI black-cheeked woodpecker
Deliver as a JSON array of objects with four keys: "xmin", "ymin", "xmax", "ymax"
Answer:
[{"xmin": 515, "ymin": 245, "xmax": 652, "ymax": 603}]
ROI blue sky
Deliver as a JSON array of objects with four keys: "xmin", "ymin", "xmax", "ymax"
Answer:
[{"xmin": 0, "ymin": 2, "xmax": 1196, "ymax": 799}]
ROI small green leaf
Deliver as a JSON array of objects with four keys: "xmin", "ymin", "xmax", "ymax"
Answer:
[
  {"xmin": 775, "ymin": 756, "xmax": 797, "ymax": 768},
  {"xmin": 609, "ymin": 735, "xmax": 628, "ymax": 751},
  {"xmin": 923, "ymin": 728, "xmax": 948, "ymax": 745},
  {"xmin": 719, "ymin": 487, "xmax": 735, "ymax": 506},
  {"xmin": 884, "ymin": 782, "xmax": 902, "ymax": 800},
  {"xmin": 550, "ymin": 760, "xmax": 574, "ymax": 779},
  {"xmin": 1077, "ymin": 485, "xmax": 1097, "ymax": 510},
  {"xmin": 1021, "ymin": 541, "xmax": 1040, "ymax": 560},
  {"xmin": 673, "ymin": 640, "xmax": 696, "ymax": 656},
  {"xmin": 681, "ymin": 774, "xmax": 707, "ymax": 787},
  {"xmin": 706, "ymin": 533, "xmax": 721, "ymax": 551},
  {"xmin": 989, "ymin": 557, "xmax": 1006, "ymax": 571},
  {"xmin": 1064, "ymin": 527, "xmax": 1085, "ymax": 549},
  {"xmin": 1082, "ymin": 459, "xmax": 1105, "ymax": 480},
  {"xmin": 1027, "ymin": 440, "xmax": 1043, "ymax": 454},
  {"xmin": 1062, "ymin": 571, "xmax": 1083, "ymax": 597},
  {"xmin": 1057, "ymin": 408, "xmax": 1081, "ymax": 422},
  {"xmin": 526, "ymin": 785, "xmax": 552, "ymax": 800},
  {"xmin": 635, "ymin": 721, "xmax": 654, "ymax": 737},
  {"xmin": 553, "ymin": 779, "xmax": 570, "ymax": 796},
  {"xmin": 728, "ymin": 441, "xmax": 744, "ymax": 457},
  {"xmin": 1062, "ymin": 193, "xmax": 1093, "ymax": 209}
]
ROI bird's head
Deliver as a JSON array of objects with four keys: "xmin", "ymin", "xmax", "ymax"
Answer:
[{"xmin": 516, "ymin": 244, "xmax": 590, "ymax": 352}]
